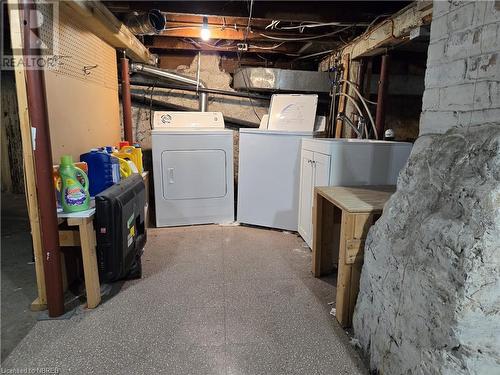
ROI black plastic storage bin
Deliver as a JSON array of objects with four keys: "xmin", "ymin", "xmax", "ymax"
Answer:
[{"xmin": 94, "ymin": 174, "xmax": 147, "ymax": 283}]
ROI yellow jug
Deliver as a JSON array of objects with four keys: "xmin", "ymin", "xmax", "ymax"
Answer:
[
  {"xmin": 112, "ymin": 155, "xmax": 132, "ymax": 178},
  {"xmin": 114, "ymin": 145, "xmax": 143, "ymax": 173}
]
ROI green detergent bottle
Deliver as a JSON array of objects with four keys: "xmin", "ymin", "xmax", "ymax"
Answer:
[{"xmin": 60, "ymin": 155, "xmax": 90, "ymax": 213}]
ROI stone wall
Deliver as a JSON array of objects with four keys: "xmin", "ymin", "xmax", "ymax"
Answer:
[
  {"xmin": 353, "ymin": 1, "xmax": 500, "ymax": 374},
  {"xmin": 420, "ymin": 0, "xmax": 500, "ymax": 134}
]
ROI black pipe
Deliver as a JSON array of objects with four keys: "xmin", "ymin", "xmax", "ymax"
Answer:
[{"xmin": 129, "ymin": 93, "xmax": 259, "ymax": 129}]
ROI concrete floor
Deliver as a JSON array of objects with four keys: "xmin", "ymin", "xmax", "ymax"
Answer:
[
  {"xmin": 1, "ymin": 194, "xmax": 39, "ymax": 361},
  {"xmin": 2, "ymin": 213, "xmax": 367, "ymax": 374}
]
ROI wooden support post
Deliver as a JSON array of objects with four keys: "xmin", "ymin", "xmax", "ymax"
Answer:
[
  {"xmin": 336, "ymin": 212, "xmax": 374, "ymax": 327},
  {"xmin": 7, "ymin": 1, "xmax": 47, "ymax": 311},
  {"xmin": 67, "ymin": 217, "xmax": 101, "ymax": 309},
  {"xmin": 335, "ymin": 54, "xmax": 350, "ymax": 138}
]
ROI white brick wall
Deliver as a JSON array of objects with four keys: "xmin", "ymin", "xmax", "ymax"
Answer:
[{"xmin": 419, "ymin": 0, "xmax": 500, "ymax": 135}]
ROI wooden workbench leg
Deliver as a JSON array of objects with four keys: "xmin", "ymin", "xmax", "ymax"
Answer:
[
  {"xmin": 78, "ymin": 220, "xmax": 101, "ymax": 309},
  {"xmin": 336, "ymin": 212, "xmax": 373, "ymax": 327},
  {"xmin": 312, "ymin": 193, "xmax": 325, "ymax": 277}
]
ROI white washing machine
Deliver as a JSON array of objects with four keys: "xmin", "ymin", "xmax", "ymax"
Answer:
[
  {"xmin": 237, "ymin": 129, "xmax": 314, "ymax": 231},
  {"xmin": 152, "ymin": 112, "xmax": 234, "ymax": 227}
]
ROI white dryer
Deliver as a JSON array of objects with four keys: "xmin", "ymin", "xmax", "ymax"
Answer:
[{"xmin": 152, "ymin": 112, "xmax": 234, "ymax": 227}]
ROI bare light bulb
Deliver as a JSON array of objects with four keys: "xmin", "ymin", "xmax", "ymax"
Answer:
[{"xmin": 201, "ymin": 17, "xmax": 210, "ymax": 41}]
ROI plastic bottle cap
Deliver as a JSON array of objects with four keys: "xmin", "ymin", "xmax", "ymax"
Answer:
[{"xmin": 60, "ymin": 155, "xmax": 73, "ymax": 165}]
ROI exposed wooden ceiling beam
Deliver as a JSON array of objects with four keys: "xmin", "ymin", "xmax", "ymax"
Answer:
[
  {"xmin": 147, "ymin": 37, "xmax": 298, "ymax": 55},
  {"xmin": 61, "ymin": 1, "xmax": 154, "ymax": 63},
  {"xmin": 159, "ymin": 24, "xmax": 327, "ymax": 42},
  {"xmin": 319, "ymin": 1, "xmax": 433, "ymax": 69}
]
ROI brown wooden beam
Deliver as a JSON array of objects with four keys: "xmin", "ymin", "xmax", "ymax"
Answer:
[
  {"xmin": 147, "ymin": 37, "xmax": 297, "ymax": 55},
  {"xmin": 159, "ymin": 21, "xmax": 337, "ymax": 42}
]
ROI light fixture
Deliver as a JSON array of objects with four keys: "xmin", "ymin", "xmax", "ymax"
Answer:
[{"xmin": 201, "ymin": 16, "xmax": 210, "ymax": 41}]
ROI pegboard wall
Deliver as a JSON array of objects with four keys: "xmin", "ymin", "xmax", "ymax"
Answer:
[
  {"xmin": 38, "ymin": 4, "xmax": 117, "ymax": 90},
  {"xmin": 38, "ymin": 4, "xmax": 122, "ymax": 161}
]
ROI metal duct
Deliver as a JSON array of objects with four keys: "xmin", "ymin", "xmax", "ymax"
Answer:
[
  {"xmin": 124, "ymin": 10, "xmax": 166, "ymax": 35},
  {"xmin": 130, "ymin": 63, "xmax": 208, "ymax": 112},
  {"xmin": 233, "ymin": 67, "xmax": 332, "ymax": 93}
]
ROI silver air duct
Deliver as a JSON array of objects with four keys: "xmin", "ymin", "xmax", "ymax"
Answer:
[
  {"xmin": 130, "ymin": 63, "xmax": 208, "ymax": 112},
  {"xmin": 124, "ymin": 10, "xmax": 166, "ymax": 35}
]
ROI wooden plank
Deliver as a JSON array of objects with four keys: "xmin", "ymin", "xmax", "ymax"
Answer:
[
  {"xmin": 349, "ymin": 260, "xmax": 363, "ymax": 324},
  {"xmin": 58, "ymin": 230, "xmax": 81, "ymax": 247},
  {"xmin": 159, "ymin": 24, "xmax": 312, "ymax": 42},
  {"xmin": 345, "ymin": 239, "xmax": 365, "ymax": 265},
  {"xmin": 354, "ymin": 213, "xmax": 373, "ymax": 239},
  {"xmin": 312, "ymin": 192, "xmax": 324, "ymax": 277},
  {"xmin": 78, "ymin": 220, "xmax": 101, "ymax": 309},
  {"xmin": 147, "ymin": 37, "xmax": 295, "ymax": 55},
  {"xmin": 8, "ymin": 2, "xmax": 47, "ymax": 306},
  {"xmin": 62, "ymin": 1, "xmax": 153, "ymax": 64},
  {"xmin": 29, "ymin": 297, "xmax": 47, "ymax": 312},
  {"xmin": 335, "ymin": 54, "xmax": 350, "ymax": 138},
  {"xmin": 317, "ymin": 185, "xmax": 395, "ymax": 213},
  {"xmin": 336, "ymin": 212, "xmax": 355, "ymax": 326},
  {"xmin": 319, "ymin": 2, "xmax": 433, "ymax": 67}
]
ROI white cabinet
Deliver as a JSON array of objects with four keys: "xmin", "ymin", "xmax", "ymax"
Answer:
[
  {"xmin": 298, "ymin": 149, "xmax": 331, "ymax": 247},
  {"xmin": 298, "ymin": 138, "xmax": 413, "ymax": 248}
]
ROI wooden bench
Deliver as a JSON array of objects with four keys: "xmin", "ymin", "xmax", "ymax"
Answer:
[{"xmin": 312, "ymin": 185, "xmax": 395, "ymax": 327}]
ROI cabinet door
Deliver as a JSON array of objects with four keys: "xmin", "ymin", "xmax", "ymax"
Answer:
[
  {"xmin": 298, "ymin": 149, "xmax": 314, "ymax": 243},
  {"xmin": 313, "ymin": 152, "xmax": 331, "ymax": 187}
]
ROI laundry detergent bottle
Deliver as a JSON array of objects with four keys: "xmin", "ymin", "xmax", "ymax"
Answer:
[{"xmin": 60, "ymin": 155, "xmax": 90, "ymax": 213}]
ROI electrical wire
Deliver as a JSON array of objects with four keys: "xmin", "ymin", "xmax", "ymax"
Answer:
[
  {"xmin": 340, "ymin": 79, "xmax": 378, "ymax": 105},
  {"xmin": 266, "ymin": 20, "xmax": 368, "ymax": 32},
  {"xmin": 259, "ymin": 26, "xmax": 352, "ymax": 41},
  {"xmin": 237, "ymin": 0, "xmax": 261, "ymax": 122}
]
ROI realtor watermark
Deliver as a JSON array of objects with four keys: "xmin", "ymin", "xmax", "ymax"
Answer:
[
  {"xmin": 0, "ymin": 368, "xmax": 60, "ymax": 374},
  {"xmin": 1, "ymin": 0, "xmax": 62, "ymax": 70}
]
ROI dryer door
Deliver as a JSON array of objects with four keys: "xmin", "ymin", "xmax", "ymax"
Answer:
[{"xmin": 161, "ymin": 149, "xmax": 227, "ymax": 200}]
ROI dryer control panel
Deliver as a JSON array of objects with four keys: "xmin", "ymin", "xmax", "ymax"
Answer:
[{"xmin": 153, "ymin": 111, "xmax": 225, "ymax": 129}]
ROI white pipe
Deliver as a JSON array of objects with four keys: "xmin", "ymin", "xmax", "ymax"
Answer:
[{"xmin": 339, "ymin": 80, "xmax": 378, "ymax": 139}]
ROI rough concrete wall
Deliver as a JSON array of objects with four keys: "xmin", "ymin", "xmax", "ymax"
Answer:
[
  {"xmin": 420, "ymin": 0, "xmax": 500, "ymax": 135},
  {"xmin": 354, "ymin": 124, "xmax": 500, "ymax": 374},
  {"xmin": 129, "ymin": 53, "xmax": 268, "ymax": 150},
  {"xmin": 353, "ymin": 1, "xmax": 500, "ymax": 374}
]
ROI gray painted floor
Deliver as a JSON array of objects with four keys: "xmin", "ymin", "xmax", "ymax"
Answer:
[
  {"xmin": 1, "ymin": 193, "xmax": 39, "ymax": 361},
  {"xmin": 3, "ymin": 223, "xmax": 367, "ymax": 374}
]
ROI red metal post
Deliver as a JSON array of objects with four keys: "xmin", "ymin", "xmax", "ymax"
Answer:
[
  {"xmin": 375, "ymin": 54, "xmax": 390, "ymax": 139},
  {"xmin": 22, "ymin": 0, "xmax": 64, "ymax": 317},
  {"xmin": 121, "ymin": 56, "xmax": 133, "ymax": 143}
]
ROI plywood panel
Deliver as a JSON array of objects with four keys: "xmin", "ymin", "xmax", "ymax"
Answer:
[{"xmin": 40, "ymin": 5, "xmax": 121, "ymax": 161}]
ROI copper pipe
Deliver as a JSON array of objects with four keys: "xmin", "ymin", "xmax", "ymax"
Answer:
[
  {"xmin": 22, "ymin": 0, "xmax": 64, "ymax": 317},
  {"xmin": 375, "ymin": 54, "xmax": 390, "ymax": 138},
  {"xmin": 121, "ymin": 56, "xmax": 134, "ymax": 143}
]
